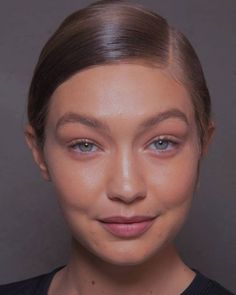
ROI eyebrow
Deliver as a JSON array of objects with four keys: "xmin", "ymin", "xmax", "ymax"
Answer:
[
  {"xmin": 55, "ymin": 108, "xmax": 189, "ymax": 134},
  {"xmin": 56, "ymin": 112, "xmax": 110, "ymax": 132},
  {"xmin": 139, "ymin": 109, "xmax": 189, "ymax": 131}
]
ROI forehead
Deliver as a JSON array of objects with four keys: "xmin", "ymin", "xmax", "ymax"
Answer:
[{"xmin": 48, "ymin": 62, "xmax": 194, "ymax": 125}]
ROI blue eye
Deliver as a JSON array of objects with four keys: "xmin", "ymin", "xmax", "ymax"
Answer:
[
  {"xmin": 149, "ymin": 139, "xmax": 176, "ymax": 151},
  {"xmin": 70, "ymin": 140, "xmax": 98, "ymax": 153}
]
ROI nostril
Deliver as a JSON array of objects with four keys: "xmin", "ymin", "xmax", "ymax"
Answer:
[{"xmin": 107, "ymin": 190, "xmax": 147, "ymax": 204}]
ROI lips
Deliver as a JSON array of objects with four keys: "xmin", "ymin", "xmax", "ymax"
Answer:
[
  {"xmin": 98, "ymin": 216, "xmax": 156, "ymax": 238},
  {"xmin": 100, "ymin": 216, "xmax": 155, "ymax": 223}
]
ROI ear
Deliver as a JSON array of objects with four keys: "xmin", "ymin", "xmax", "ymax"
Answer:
[
  {"xmin": 25, "ymin": 125, "xmax": 51, "ymax": 181},
  {"xmin": 201, "ymin": 121, "xmax": 215, "ymax": 156}
]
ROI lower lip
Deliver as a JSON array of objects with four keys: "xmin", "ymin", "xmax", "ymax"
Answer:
[{"xmin": 100, "ymin": 219, "xmax": 155, "ymax": 238}]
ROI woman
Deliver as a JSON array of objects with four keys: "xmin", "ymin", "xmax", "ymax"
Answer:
[{"xmin": 0, "ymin": 0, "xmax": 234, "ymax": 294}]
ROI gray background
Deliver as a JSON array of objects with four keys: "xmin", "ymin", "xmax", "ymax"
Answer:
[{"xmin": 0, "ymin": 0, "xmax": 235, "ymax": 292}]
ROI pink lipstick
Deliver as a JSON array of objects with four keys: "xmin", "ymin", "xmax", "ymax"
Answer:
[{"xmin": 99, "ymin": 216, "xmax": 156, "ymax": 238}]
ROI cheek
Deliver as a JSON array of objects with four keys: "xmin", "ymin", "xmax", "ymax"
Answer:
[
  {"xmin": 44, "ymin": 147, "xmax": 107, "ymax": 212},
  {"xmin": 147, "ymin": 148, "xmax": 199, "ymax": 210}
]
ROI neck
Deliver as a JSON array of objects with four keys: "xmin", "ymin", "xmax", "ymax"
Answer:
[{"xmin": 49, "ymin": 239, "xmax": 195, "ymax": 295}]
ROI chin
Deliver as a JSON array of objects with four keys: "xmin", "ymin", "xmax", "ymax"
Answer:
[
  {"xmin": 100, "ymin": 253, "xmax": 149, "ymax": 267},
  {"xmin": 88, "ymin": 239, "xmax": 169, "ymax": 267}
]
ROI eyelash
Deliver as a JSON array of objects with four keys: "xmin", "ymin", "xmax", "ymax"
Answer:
[{"xmin": 68, "ymin": 137, "xmax": 179, "ymax": 155}]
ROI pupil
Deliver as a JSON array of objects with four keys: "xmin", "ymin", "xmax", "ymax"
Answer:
[
  {"xmin": 155, "ymin": 140, "xmax": 168, "ymax": 150},
  {"xmin": 80, "ymin": 142, "xmax": 92, "ymax": 151}
]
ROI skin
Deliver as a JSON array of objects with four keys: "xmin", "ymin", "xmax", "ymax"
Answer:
[{"xmin": 26, "ymin": 63, "xmax": 213, "ymax": 295}]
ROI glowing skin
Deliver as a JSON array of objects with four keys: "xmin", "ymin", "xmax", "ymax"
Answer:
[{"xmin": 26, "ymin": 63, "xmax": 206, "ymax": 295}]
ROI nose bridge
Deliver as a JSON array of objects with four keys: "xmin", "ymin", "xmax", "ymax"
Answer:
[{"xmin": 106, "ymin": 146, "xmax": 146, "ymax": 203}]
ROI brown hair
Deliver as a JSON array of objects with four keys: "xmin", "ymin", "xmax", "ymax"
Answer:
[{"xmin": 28, "ymin": 0, "xmax": 211, "ymax": 147}]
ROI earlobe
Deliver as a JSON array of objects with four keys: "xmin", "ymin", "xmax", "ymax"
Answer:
[{"xmin": 24, "ymin": 125, "xmax": 51, "ymax": 181}]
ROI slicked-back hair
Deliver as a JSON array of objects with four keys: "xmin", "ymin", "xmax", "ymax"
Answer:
[{"xmin": 28, "ymin": 0, "xmax": 211, "ymax": 147}]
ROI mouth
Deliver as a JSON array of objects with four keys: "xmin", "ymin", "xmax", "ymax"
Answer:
[{"xmin": 98, "ymin": 216, "xmax": 157, "ymax": 238}]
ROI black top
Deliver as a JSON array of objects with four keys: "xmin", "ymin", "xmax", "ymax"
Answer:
[{"xmin": 0, "ymin": 266, "xmax": 234, "ymax": 295}]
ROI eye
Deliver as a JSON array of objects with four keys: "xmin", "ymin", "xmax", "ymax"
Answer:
[
  {"xmin": 148, "ymin": 137, "xmax": 178, "ymax": 152},
  {"xmin": 69, "ymin": 139, "xmax": 99, "ymax": 153}
]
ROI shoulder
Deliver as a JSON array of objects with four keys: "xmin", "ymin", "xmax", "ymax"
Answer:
[
  {"xmin": 0, "ymin": 266, "xmax": 65, "ymax": 295},
  {"xmin": 182, "ymin": 270, "xmax": 235, "ymax": 295},
  {"xmin": 208, "ymin": 280, "xmax": 235, "ymax": 295}
]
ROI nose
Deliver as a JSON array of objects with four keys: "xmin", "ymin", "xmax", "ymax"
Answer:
[{"xmin": 106, "ymin": 149, "xmax": 147, "ymax": 204}]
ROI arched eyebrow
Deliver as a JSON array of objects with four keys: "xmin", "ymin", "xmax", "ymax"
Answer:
[
  {"xmin": 55, "ymin": 108, "xmax": 189, "ymax": 134},
  {"xmin": 139, "ymin": 109, "xmax": 189, "ymax": 131},
  {"xmin": 56, "ymin": 112, "xmax": 110, "ymax": 132}
]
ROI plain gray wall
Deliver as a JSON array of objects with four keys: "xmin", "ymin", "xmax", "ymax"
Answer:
[{"xmin": 0, "ymin": 0, "xmax": 235, "ymax": 292}]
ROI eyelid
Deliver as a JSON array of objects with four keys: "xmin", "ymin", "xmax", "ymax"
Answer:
[
  {"xmin": 145, "ymin": 135, "xmax": 180, "ymax": 146},
  {"xmin": 70, "ymin": 138, "xmax": 95, "ymax": 144}
]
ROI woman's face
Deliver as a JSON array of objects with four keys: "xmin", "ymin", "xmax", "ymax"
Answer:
[{"xmin": 31, "ymin": 63, "xmax": 201, "ymax": 265}]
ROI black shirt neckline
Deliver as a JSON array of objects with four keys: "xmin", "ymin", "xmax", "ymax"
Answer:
[
  {"xmin": 36, "ymin": 266, "xmax": 204, "ymax": 295},
  {"xmin": 34, "ymin": 265, "xmax": 66, "ymax": 295}
]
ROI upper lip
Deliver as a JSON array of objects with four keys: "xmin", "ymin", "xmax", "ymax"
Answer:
[{"xmin": 99, "ymin": 216, "xmax": 156, "ymax": 224}]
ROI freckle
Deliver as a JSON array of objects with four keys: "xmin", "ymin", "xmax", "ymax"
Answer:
[
  {"xmin": 91, "ymin": 280, "xmax": 95, "ymax": 285},
  {"xmin": 149, "ymin": 291, "xmax": 153, "ymax": 294}
]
